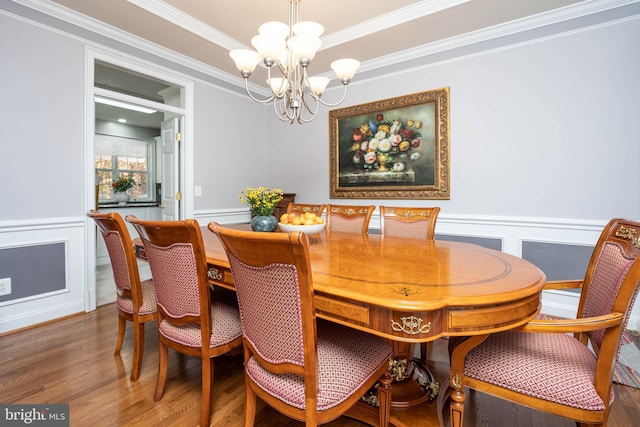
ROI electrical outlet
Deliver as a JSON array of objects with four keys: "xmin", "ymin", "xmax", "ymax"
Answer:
[
  {"xmin": 0, "ymin": 277, "xmax": 11, "ymax": 296},
  {"xmin": 194, "ymin": 185, "xmax": 202, "ymax": 196}
]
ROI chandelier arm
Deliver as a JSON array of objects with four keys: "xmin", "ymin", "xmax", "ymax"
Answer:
[
  {"xmin": 299, "ymin": 92, "xmax": 320, "ymax": 123},
  {"xmin": 315, "ymin": 84, "xmax": 349, "ymax": 107},
  {"xmin": 274, "ymin": 94, "xmax": 296, "ymax": 123},
  {"xmin": 242, "ymin": 78, "xmax": 276, "ymax": 104}
]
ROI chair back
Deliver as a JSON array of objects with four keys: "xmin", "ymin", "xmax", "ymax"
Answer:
[
  {"xmin": 379, "ymin": 206, "xmax": 440, "ymax": 239},
  {"xmin": 209, "ymin": 223, "xmax": 314, "ymax": 372},
  {"xmin": 287, "ymin": 203, "xmax": 326, "ymax": 217},
  {"xmin": 127, "ymin": 216, "xmax": 211, "ymax": 330},
  {"xmin": 325, "ymin": 204, "xmax": 375, "ymax": 234},
  {"xmin": 88, "ymin": 210, "xmax": 143, "ymax": 309},
  {"xmin": 576, "ymin": 219, "xmax": 640, "ymax": 356}
]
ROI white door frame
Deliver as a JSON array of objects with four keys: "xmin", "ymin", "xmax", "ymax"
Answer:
[{"xmin": 84, "ymin": 47, "xmax": 194, "ymax": 312}]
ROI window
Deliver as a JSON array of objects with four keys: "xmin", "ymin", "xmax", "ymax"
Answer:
[{"xmin": 95, "ymin": 134, "xmax": 155, "ymax": 202}]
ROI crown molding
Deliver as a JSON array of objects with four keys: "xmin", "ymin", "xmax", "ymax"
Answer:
[
  {"xmin": 126, "ymin": 0, "xmax": 245, "ymax": 51},
  {"xmin": 8, "ymin": 0, "xmax": 640, "ymax": 95},
  {"xmin": 358, "ymin": 0, "xmax": 640, "ymax": 74},
  {"xmin": 126, "ymin": 0, "xmax": 472, "ymax": 51},
  {"xmin": 321, "ymin": 0, "xmax": 471, "ymax": 49}
]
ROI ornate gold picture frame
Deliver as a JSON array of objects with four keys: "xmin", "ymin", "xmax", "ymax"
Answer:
[{"xmin": 329, "ymin": 87, "xmax": 450, "ymax": 199}]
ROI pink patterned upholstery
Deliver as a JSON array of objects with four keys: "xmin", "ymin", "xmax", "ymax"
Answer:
[
  {"xmin": 103, "ymin": 231, "xmax": 132, "ymax": 293},
  {"xmin": 104, "ymin": 230, "xmax": 158, "ymax": 314},
  {"xmin": 116, "ymin": 279, "xmax": 156, "ymax": 315},
  {"xmin": 158, "ymin": 300, "xmax": 242, "ymax": 348},
  {"xmin": 227, "ymin": 258, "xmax": 304, "ymax": 365},
  {"xmin": 581, "ymin": 242, "xmax": 635, "ymax": 352},
  {"xmin": 464, "ymin": 330, "xmax": 612, "ymax": 411},
  {"xmin": 245, "ymin": 320, "xmax": 392, "ymax": 411},
  {"xmin": 142, "ymin": 241, "xmax": 202, "ymax": 318},
  {"xmin": 383, "ymin": 217, "xmax": 432, "ymax": 239}
]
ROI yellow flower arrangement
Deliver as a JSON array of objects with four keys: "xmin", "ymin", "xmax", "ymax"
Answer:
[{"xmin": 239, "ymin": 187, "xmax": 283, "ymax": 217}]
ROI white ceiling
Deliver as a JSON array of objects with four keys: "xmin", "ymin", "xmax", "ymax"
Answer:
[
  {"xmin": 40, "ymin": 0, "xmax": 633, "ymax": 127},
  {"xmin": 52, "ymin": 0, "xmax": 591, "ymax": 87}
]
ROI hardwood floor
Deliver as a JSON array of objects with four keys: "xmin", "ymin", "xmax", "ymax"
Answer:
[{"xmin": 2, "ymin": 304, "xmax": 639, "ymax": 426}]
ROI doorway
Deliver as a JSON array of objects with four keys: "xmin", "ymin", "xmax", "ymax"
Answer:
[{"xmin": 87, "ymin": 53, "xmax": 193, "ymax": 311}]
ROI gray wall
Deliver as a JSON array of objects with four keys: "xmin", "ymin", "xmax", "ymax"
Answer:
[{"xmin": 265, "ymin": 18, "xmax": 640, "ymax": 221}]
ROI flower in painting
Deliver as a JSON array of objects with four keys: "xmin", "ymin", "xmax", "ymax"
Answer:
[
  {"xmin": 352, "ymin": 128, "xmax": 363, "ymax": 142},
  {"xmin": 378, "ymin": 139, "xmax": 392, "ymax": 152},
  {"xmin": 390, "ymin": 120, "xmax": 402, "ymax": 134},
  {"xmin": 345, "ymin": 114, "xmax": 425, "ymax": 171},
  {"xmin": 364, "ymin": 152, "xmax": 377, "ymax": 164}
]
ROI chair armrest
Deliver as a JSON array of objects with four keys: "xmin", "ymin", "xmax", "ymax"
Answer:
[
  {"xmin": 543, "ymin": 279, "xmax": 583, "ymax": 291},
  {"xmin": 515, "ymin": 312, "xmax": 624, "ymax": 333}
]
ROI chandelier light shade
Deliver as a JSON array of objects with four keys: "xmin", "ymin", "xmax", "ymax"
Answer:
[{"xmin": 229, "ymin": 0, "xmax": 360, "ymax": 124}]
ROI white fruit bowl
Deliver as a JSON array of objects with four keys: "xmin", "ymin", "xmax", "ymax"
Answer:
[{"xmin": 278, "ymin": 222, "xmax": 326, "ymax": 234}]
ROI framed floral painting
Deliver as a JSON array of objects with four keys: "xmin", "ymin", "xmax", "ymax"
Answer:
[{"xmin": 329, "ymin": 87, "xmax": 450, "ymax": 199}]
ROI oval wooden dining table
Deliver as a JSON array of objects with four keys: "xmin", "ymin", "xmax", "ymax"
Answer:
[{"xmin": 134, "ymin": 224, "xmax": 546, "ymax": 427}]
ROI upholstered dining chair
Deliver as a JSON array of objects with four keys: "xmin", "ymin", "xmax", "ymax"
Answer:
[
  {"xmin": 440, "ymin": 218, "xmax": 640, "ymax": 427},
  {"xmin": 379, "ymin": 206, "xmax": 440, "ymax": 240},
  {"xmin": 209, "ymin": 222, "xmax": 393, "ymax": 427},
  {"xmin": 286, "ymin": 203, "xmax": 326, "ymax": 217},
  {"xmin": 325, "ymin": 204, "xmax": 375, "ymax": 234},
  {"xmin": 379, "ymin": 206, "xmax": 441, "ymax": 366},
  {"xmin": 87, "ymin": 210, "xmax": 157, "ymax": 381},
  {"xmin": 127, "ymin": 216, "xmax": 243, "ymax": 427}
]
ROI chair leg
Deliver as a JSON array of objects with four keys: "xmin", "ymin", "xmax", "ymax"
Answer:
[
  {"xmin": 115, "ymin": 314, "xmax": 126, "ymax": 356},
  {"xmin": 200, "ymin": 356, "xmax": 214, "ymax": 427},
  {"xmin": 377, "ymin": 370, "xmax": 393, "ymax": 427},
  {"xmin": 130, "ymin": 320, "xmax": 145, "ymax": 381},
  {"xmin": 244, "ymin": 378, "xmax": 257, "ymax": 427},
  {"xmin": 154, "ymin": 341, "xmax": 169, "ymax": 401}
]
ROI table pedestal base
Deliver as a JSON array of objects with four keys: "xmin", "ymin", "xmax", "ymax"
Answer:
[
  {"xmin": 362, "ymin": 357, "xmax": 439, "ymax": 410},
  {"xmin": 391, "ymin": 358, "xmax": 439, "ymax": 408}
]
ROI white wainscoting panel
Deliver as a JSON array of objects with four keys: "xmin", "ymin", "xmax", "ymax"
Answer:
[{"xmin": 0, "ymin": 217, "xmax": 87, "ymax": 334}]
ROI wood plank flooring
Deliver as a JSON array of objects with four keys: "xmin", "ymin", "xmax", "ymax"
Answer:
[{"xmin": 1, "ymin": 304, "xmax": 639, "ymax": 426}]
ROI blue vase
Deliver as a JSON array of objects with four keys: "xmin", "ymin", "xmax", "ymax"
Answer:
[{"xmin": 251, "ymin": 215, "xmax": 278, "ymax": 232}]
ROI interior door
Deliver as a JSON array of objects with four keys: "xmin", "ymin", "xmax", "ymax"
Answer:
[{"xmin": 160, "ymin": 116, "xmax": 180, "ymax": 221}]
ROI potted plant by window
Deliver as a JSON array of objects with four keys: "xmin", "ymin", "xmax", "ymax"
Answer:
[
  {"xmin": 239, "ymin": 187, "xmax": 283, "ymax": 232},
  {"xmin": 112, "ymin": 175, "xmax": 135, "ymax": 205}
]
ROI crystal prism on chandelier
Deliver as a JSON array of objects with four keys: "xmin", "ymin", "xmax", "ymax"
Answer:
[{"xmin": 229, "ymin": 0, "xmax": 360, "ymax": 124}]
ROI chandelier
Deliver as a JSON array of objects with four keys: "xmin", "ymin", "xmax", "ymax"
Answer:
[{"xmin": 229, "ymin": 0, "xmax": 360, "ymax": 124}]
